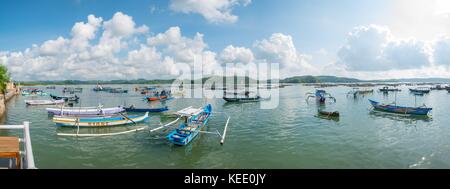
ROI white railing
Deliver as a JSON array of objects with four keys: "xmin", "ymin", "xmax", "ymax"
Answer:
[{"xmin": 0, "ymin": 121, "xmax": 36, "ymax": 169}]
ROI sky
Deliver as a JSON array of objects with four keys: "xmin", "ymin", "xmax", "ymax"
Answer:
[{"xmin": 1, "ymin": 0, "xmax": 450, "ymax": 81}]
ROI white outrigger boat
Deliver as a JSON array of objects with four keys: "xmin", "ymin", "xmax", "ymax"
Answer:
[
  {"xmin": 46, "ymin": 104, "xmax": 125, "ymax": 116},
  {"xmin": 0, "ymin": 122, "xmax": 36, "ymax": 169},
  {"xmin": 53, "ymin": 112, "xmax": 149, "ymax": 127},
  {"xmin": 25, "ymin": 99, "xmax": 65, "ymax": 105}
]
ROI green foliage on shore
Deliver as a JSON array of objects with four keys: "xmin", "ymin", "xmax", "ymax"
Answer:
[{"xmin": 0, "ymin": 65, "xmax": 10, "ymax": 93}]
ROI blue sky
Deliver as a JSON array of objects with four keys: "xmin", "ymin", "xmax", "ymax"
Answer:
[
  {"xmin": 0, "ymin": 0, "xmax": 389, "ymax": 52},
  {"xmin": 1, "ymin": 0, "xmax": 450, "ymax": 80}
]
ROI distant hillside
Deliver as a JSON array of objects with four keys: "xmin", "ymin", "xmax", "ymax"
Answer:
[
  {"xmin": 281, "ymin": 75, "xmax": 362, "ymax": 83},
  {"xmin": 18, "ymin": 79, "xmax": 175, "ymax": 86},
  {"xmin": 17, "ymin": 76, "xmax": 450, "ymax": 86}
]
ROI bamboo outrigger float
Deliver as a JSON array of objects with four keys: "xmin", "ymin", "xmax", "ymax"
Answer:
[{"xmin": 150, "ymin": 104, "xmax": 231, "ymax": 146}]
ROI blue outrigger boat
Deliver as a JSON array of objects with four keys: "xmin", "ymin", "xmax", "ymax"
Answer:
[
  {"xmin": 124, "ymin": 105, "xmax": 168, "ymax": 113},
  {"xmin": 166, "ymin": 104, "xmax": 212, "ymax": 146},
  {"xmin": 150, "ymin": 104, "xmax": 231, "ymax": 146},
  {"xmin": 369, "ymin": 99, "xmax": 432, "ymax": 116},
  {"xmin": 305, "ymin": 89, "xmax": 336, "ymax": 104}
]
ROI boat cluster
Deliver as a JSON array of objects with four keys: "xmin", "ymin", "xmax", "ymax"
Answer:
[
  {"xmin": 19, "ymin": 85, "xmax": 231, "ymax": 147},
  {"xmin": 307, "ymin": 84, "xmax": 450, "ymax": 121}
]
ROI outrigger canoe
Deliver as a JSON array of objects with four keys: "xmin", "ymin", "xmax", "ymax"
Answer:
[
  {"xmin": 146, "ymin": 95, "xmax": 169, "ymax": 101},
  {"xmin": 25, "ymin": 99, "xmax": 65, "ymax": 105},
  {"xmin": 369, "ymin": 99, "xmax": 432, "ymax": 115},
  {"xmin": 53, "ymin": 112, "xmax": 149, "ymax": 127},
  {"xmin": 124, "ymin": 106, "xmax": 168, "ymax": 112},
  {"xmin": 223, "ymin": 96, "xmax": 261, "ymax": 102},
  {"xmin": 46, "ymin": 106, "xmax": 125, "ymax": 115},
  {"xmin": 318, "ymin": 110, "xmax": 340, "ymax": 117},
  {"xmin": 167, "ymin": 104, "xmax": 212, "ymax": 146},
  {"xmin": 50, "ymin": 94, "xmax": 79, "ymax": 101}
]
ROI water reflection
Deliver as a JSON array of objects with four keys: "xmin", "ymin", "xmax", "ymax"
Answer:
[{"xmin": 368, "ymin": 110, "xmax": 432, "ymax": 123}]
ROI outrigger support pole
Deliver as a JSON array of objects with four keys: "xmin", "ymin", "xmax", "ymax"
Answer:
[
  {"xmin": 220, "ymin": 116, "xmax": 231, "ymax": 145},
  {"xmin": 150, "ymin": 117, "xmax": 180, "ymax": 132}
]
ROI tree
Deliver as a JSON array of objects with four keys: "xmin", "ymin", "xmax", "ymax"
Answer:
[{"xmin": 0, "ymin": 65, "xmax": 10, "ymax": 94}]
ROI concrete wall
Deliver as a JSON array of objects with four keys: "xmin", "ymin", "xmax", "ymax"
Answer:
[{"xmin": 0, "ymin": 82, "xmax": 18, "ymax": 117}]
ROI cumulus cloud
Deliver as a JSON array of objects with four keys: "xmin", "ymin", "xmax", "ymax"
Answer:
[
  {"xmin": 147, "ymin": 26, "xmax": 220, "ymax": 77},
  {"xmin": 219, "ymin": 45, "xmax": 254, "ymax": 64},
  {"xmin": 337, "ymin": 24, "xmax": 432, "ymax": 71},
  {"xmin": 169, "ymin": 0, "xmax": 251, "ymax": 23},
  {"xmin": 253, "ymin": 33, "xmax": 315, "ymax": 76},
  {"xmin": 0, "ymin": 12, "xmax": 154, "ymax": 80}
]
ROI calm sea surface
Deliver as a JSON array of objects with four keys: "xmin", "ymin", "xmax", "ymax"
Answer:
[{"xmin": 2, "ymin": 84, "xmax": 450, "ymax": 168}]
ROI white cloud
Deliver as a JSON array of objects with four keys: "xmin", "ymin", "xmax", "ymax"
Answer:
[
  {"xmin": 169, "ymin": 0, "xmax": 251, "ymax": 24},
  {"xmin": 337, "ymin": 25, "xmax": 431, "ymax": 71},
  {"xmin": 70, "ymin": 15, "xmax": 103, "ymax": 51},
  {"xmin": 219, "ymin": 45, "xmax": 254, "ymax": 64},
  {"xmin": 39, "ymin": 37, "xmax": 69, "ymax": 56},
  {"xmin": 253, "ymin": 33, "xmax": 315, "ymax": 76},
  {"xmin": 103, "ymin": 12, "xmax": 148, "ymax": 37}
]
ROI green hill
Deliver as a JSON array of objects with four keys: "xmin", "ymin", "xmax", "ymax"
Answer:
[{"xmin": 281, "ymin": 75, "xmax": 362, "ymax": 83}]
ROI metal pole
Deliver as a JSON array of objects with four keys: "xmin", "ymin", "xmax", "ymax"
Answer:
[{"xmin": 23, "ymin": 122, "xmax": 36, "ymax": 169}]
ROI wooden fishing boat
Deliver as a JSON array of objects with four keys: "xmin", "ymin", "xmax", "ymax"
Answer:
[
  {"xmin": 379, "ymin": 86, "xmax": 401, "ymax": 92},
  {"xmin": 369, "ymin": 99, "xmax": 432, "ymax": 115},
  {"xmin": 166, "ymin": 105, "xmax": 212, "ymax": 146},
  {"xmin": 318, "ymin": 110, "xmax": 340, "ymax": 117},
  {"xmin": 109, "ymin": 88, "xmax": 128, "ymax": 93},
  {"xmin": 223, "ymin": 96, "xmax": 261, "ymax": 102},
  {"xmin": 223, "ymin": 91, "xmax": 261, "ymax": 103},
  {"xmin": 22, "ymin": 91, "xmax": 49, "ymax": 96},
  {"xmin": 53, "ymin": 112, "xmax": 149, "ymax": 127},
  {"xmin": 147, "ymin": 95, "xmax": 168, "ymax": 101},
  {"xmin": 50, "ymin": 94, "xmax": 79, "ymax": 101},
  {"xmin": 150, "ymin": 104, "xmax": 231, "ymax": 146},
  {"xmin": 124, "ymin": 106, "xmax": 169, "ymax": 112},
  {"xmin": 409, "ymin": 87, "xmax": 430, "ymax": 94},
  {"xmin": 46, "ymin": 105, "xmax": 125, "ymax": 115},
  {"xmin": 25, "ymin": 99, "xmax": 65, "ymax": 105}
]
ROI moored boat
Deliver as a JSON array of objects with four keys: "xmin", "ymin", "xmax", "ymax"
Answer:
[
  {"xmin": 318, "ymin": 110, "xmax": 340, "ymax": 117},
  {"xmin": 46, "ymin": 105, "xmax": 125, "ymax": 115},
  {"xmin": 50, "ymin": 94, "xmax": 79, "ymax": 101},
  {"xmin": 53, "ymin": 112, "xmax": 149, "ymax": 127},
  {"xmin": 124, "ymin": 105, "xmax": 168, "ymax": 112},
  {"xmin": 369, "ymin": 99, "xmax": 432, "ymax": 115},
  {"xmin": 379, "ymin": 86, "xmax": 401, "ymax": 92},
  {"xmin": 409, "ymin": 87, "xmax": 430, "ymax": 94},
  {"xmin": 109, "ymin": 88, "xmax": 128, "ymax": 93},
  {"xmin": 166, "ymin": 105, "xmax": 212, "ymax": 146},
  {"xmin": 25, "ymin": 99, "xmax": 65, "ymax": 105},
  {"xmin": 223, "ymin": 96, "xmax": 261, "ymax": 102}
]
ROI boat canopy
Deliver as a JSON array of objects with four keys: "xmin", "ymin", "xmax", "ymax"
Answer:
[{"xmin": 176, "ymin": 106, "xmax": 204, "ymax": 117}]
